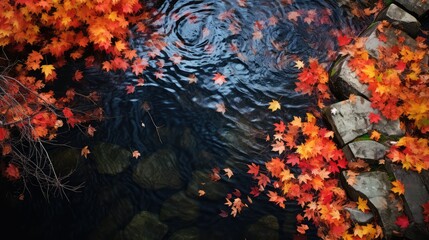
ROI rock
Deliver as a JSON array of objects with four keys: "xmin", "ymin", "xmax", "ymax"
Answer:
[
  {"xmin": 329, "ymin": 55, "xmax": 371, "ymax": 100},
  {"xmin": 385, "ymin": 162, "xmax": 429, "ymax": 236},
  {"xmin": 133, "ymin": 148, "xmax": 183, "ymax": 190},
  {"xmin": 344, "ymin": 207, "xmax": 374, "ymax": 224},
  {"xmin": 341, "ymin": 171, "xmax": 401, "ymax": 239},
  {"xmin": 93, "ymin": 142, "xmax": 131, "ymax": 175},
  {"xmin": 342, "ymin": 140, "xmax": 388, "ymax": 162},
  {"xmin": 376, "ymin": 3, "xmax": 421, "ymax": 37},
  {"xmin": 120, "ymin": 211, "xmax": 168, "ymax": 240},
  {"xmin": 323, "ymin": 96, "xmax": 404, "ymax": 146},
  {"xmin": 89, "ymin": 198, "xmax": 135, "ymax": 240},
  {"xmin": 186, "ymin": 170, "xmax": 228, "ymax": 201},
  {"xmin": 179, "ymin": 128, "xmax": 198, "ymax": 150},
  {"xmin": 168, "ymin": 227, "xmax": 200, "ymax": 240},
  {"xmin": 50, "ymin": 147, "xmax": 81, "ymax": 176},
  {"xmin": 160, "ymin": 191, "xmax": 199, "ymax": 221},
  {"xmin": 245, "ymin": 215, "xmax": 279, "ymax": 240},
  {"xmin": 394, "ymin": 0, "xmax": 429, "ymax": 18}
]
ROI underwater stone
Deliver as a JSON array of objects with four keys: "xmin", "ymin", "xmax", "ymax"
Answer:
[
  {"xmin": 323, "ymin": 96, "xmax": 404, "ymax": 146},
  {"xmin": 245, "ymin": 215, "xmax": 279, "ymax": 240},
  {"xmin": 344, "ymin": 207, "xmax": 374, "ymax": 224},
  {"xmin": 376, "ymin": 3, "xmax": 421, "ymax": 37},
  {"xmin": 394, "ymin": 0, "xmax": 429, "ymax": 18},
  {"xmin": 50, "ymin": 147, "xmax": 81, "ymax": 176},
  {"xmin": 329, "ymin": 55, "xmax": 371, "ymax": 100},
  {"xmin": 168, "ymin": 227, "xmax": 200, "ymax": 240},
  {"xmin": 120, "ymin": 211, "xmax": 168, "ymax": 240},
  {"xmin": 93, "ymin": 142, "xmax": 131, "ymax": 175},
  {"xmin": 186, "ymin": 170, "xmax": 229, "ymax": 201},
  {"xmin": 341, "ymin": 171, "xmax": 401, "ymax": 239},
  {"xmin": 133, "ymin": 148, "xmax": 183, "ymax": 190},
  {"xmin": 342, "ymin": 140, "xmax": 388, "ymax": 162},
  {"xmin": 160, "ymin": 191, "xmax": 200, "ymax": 221}
]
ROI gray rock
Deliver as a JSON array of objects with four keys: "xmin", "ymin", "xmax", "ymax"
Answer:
[
  {"xmin": 133, "ymin": 148, "xmax": 183, "ymax": 190},
  {"xmin": 345, "ymin": 207, "xmax": 374, "ymax": 224},
  {"xmin": 168, "ymin": 227, "xmax": 200, "ymax": 240},
  {"xmin": 120, "ymin": 211, "xmax": 168, "ymax": 240},
  {"xmin": 329, "ymin": 55, "xmax": 371, "ymax": 100},
  {"xmin": 186, "ymin": 170, "xmax": 228, "ymax": 201},
  {"xmin": 342, "ymin": 140, "xmax": 388, "ymax": 162},
  {"xmin": 376, "ymin": 3, "xmax": 421, "ymax": 37},
  {"xmin": 245, "ymin": 215, "xmax": 279, "ymax": 240},
  {"xmin": 394, "ymin": 0, "xmax": 429, "ymax": 17},
  {"xmin": 50, "ymin": 147, "xmax": 81, "ymax": 176},
  {"xmin": 385, "ymin": 162, "xmax": 429, "ymax": 225},
  {"xmin": 93, "ymin": 142, "xmax": 131, "ymax": 175},
  {"xmin": 160, "ymin": 191, "xmax": 199, "ymax": 221},
  {"xmin": 323, "ymin": 96, "xmax": 404, "ymax": 146},
  {"xmin": 361, "ymin": 22, "xmax": 418, "ymax": 59},
  {"xmin": 341, "ymin": 171, "xmax": 401, "ymax": 239}
]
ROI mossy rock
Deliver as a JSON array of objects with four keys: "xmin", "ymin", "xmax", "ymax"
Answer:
[
  {"xmin": 50, "ymin": 147, "xmax": 81, "ymax": 176},
  {"xmin": 160, "ymin": 191, "xmax": 199, "ymax": 221},
  {"xmin": 93, "ymin": 142, "xmax": 131, "ymax": 175},
  {"xmin": 168, "ymin": 227, "xmax": 200, "ymax": 240},
  {"xmin": 119, "ymin": 211, "xmax": 168, "ymax": 240}
]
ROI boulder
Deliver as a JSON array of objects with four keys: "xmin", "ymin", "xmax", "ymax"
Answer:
[
  {"xmin": 385, "ymin": 162, "xmax": 429, "ymax": 238},
  {"xmin": 329, "ymin": 55, "xmax": 371, "ymax": 100},
  {"xmin": 168, "ymin": 227, "xmax": 200, "ymax": 240},
  {"xmin": 133, "ymin": 148, "xmax": 183, "ymax": 190},
  {"xmin": 50, "ymin": 147, "xmax": 81, "ymax": 176},
  {"xmin": 93, "ymin": 142, "xmax": 131, "ymax": 175},
  {"xmin": 394, "ymin": 0, "xmax": 429, "ymax": 18},
  {"xmin": 119, "ymin": 211, "xmax": 168, "ymax": 240},
  {"xmin": 376, "ymin": 3, "xmax": 421, "ymax": 37},
  {"xmin": 342, "ymin": 140, "xmax": 388, "ymax": 162},
  {"xmin": 323, "ymin": 96, "xmax": 404, "ymax": 146},
  {"xmin": 341, "ymin": 171, "xmax": 401, "ymax": 239},
  {"xmin": 245, "ymin": 215, "xmax": 279, "ymax": 240},
  {"xmin": 179, "ymin": 128, "xmax": 198, "ymax": 150},
  {"xmin": 160, "ymin": 191, "xmax": 199, "ymax": 221},
  {"xmin": 344, "ymin": 207, "xmax": 374, "ymax": 224},
  {"xmin": 186, "ymin": 170, "xmax": 229, "ymax": 201}
]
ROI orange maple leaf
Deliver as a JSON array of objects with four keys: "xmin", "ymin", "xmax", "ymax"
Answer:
[
  {"xmin": 357, "ymin": 196, "xmax": 370, "ymax": 212},
  {"xmin": 212, "ymin": 72, "xmax": 227, "ymax": 85},
  {"xmin": 81, "ymin": 146, "xmax": 90, "ymax": 158},
  {"xmin": 391, "ymin": 180, "xmax": 405, "ymax": 195}
]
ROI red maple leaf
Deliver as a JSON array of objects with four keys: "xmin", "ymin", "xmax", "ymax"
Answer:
[
  {"xmin": 5, "ymin": 163, "xmax": 20, "ymax": 180},
  {"xmin": 126, "ymin": 85, "xmax": 135, "ymax": 94},
  {"xmin": 247, "ymin": 163, "xmax": 260, "ymax": 177},
  {"xmin": 395, "ymin": 215, "xmax": 409, "ymax": 229},
  {"xmin": 212, "ymin": 72, "xmax": 227, "ymax": 85},
  {"xmin": 369, "ymin": 112, "xmax": 382, "ymax": 124},
  {"xmin": 337, "ymin": 34, "xmax": 352, "ymax": 47}
]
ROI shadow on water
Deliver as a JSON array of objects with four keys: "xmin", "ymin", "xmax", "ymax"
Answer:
[{"xmin": 0, "ymin": 0, "xmax": 375, "ymax": 239}]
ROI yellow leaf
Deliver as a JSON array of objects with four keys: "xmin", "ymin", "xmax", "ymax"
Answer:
[
  {"xmin": 41, "ymin": 64, "xmax": 55, "ymax": 78},
  {"xmin": 370, "ymin": 130, "xmax": 380, "ymax": 141},
  {"xmin": 357, "ymin": 196, "xmax": 370, "ymax": 212},
  {"xmin": 268, "ymin": 100, "xmax": 281, "ymax": 112},
  {"xmin": 391, "ymin": 180, "xmax": 405, "ymax": 195}
]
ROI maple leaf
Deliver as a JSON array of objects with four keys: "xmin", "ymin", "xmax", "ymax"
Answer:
[
  {"xmin": 294, "ymin": 60, "xmax": 305, "ymax": 69},
  {"xmin": 81, "ymin": 146, "xmax": 90, "ymax": 158},
  {"xmin": 212, "ymin": 73, "xmax": 227, "ymax": 85},
  {"xmin": 286, "ymin": 154, "xmax": 300, "ymax": 166},
  {"xmin": 287, "ymin": 11, "xmax": 300, "ymax": 22},
  {"xmin": 73, "ymin": 70, "xmax": 83, "ymax": 81},
  {"xmin": 132, "ymin": 150, "xmax": 141, "ymax": 159},
  {"xmin": 268, "ymin": 100, "xmax": 281, "ymax": 112},
  {"xmin": 395, "ymin": 215, "xmax": 409, "ymax": 229},
  {"xmin": 337, "ymin": 34, "xmax": 352, "ymax": 47},
  {"xmin": 357, "ymin": 196, "xmax": 370, "ymax": 212},
  {"xmin": 87, "ymin": 125, "xmax": 96, "ymax": 137},
  {"xmin": 126, "ymin": 85, "xmax": 135, "ymax": 94},
  {"xmin": 297, "ymin": 224, "xmax": 309, "ymax": 234},
  {"xmin": 188, "ymin": 74, "xmax": 197, "ymax": 84},
  {"xmin": 391, "ymin": 180, "xmax": 405, "ymax": 195},
  {"xmin": 0, "ymin": 128, "xmax": 9, "ymax": 141},
  {"xmin": 247, "ymin": 163, "xmax": 260, "ymax": 177},
  {"xmin": 267, "ymin": 191, "xmax": 286, "ymax": 208},
  {"xmin": 224, "ymin": 168, "xmax": 234, "ymax": 178},
  {"xmin": 369, "ymin": 112, "xmax": 381, "ymax": 123},
  {"xmin": 370, "ymin": 130, "xmax": 381, "ymax": 141},
  {"xmin": 5, "ymin": 163, "xmax": 20, "ymax": 181},
  {"xmin": 198, "ymin": 190, "xmax": 206, "ymax": 196},
  {"xmin": 216, "ymin": 102, "xmax": 226, "ymax": 114},
  {"xmin": 271, "ymin": 140, "xmax": 285, "ymax": 154},
  {"xmin": 63, "ymin": 107, "xmax": 74, "ymax": 118},
  {"xmin": 41, "ymin": 64, "xmax": 55, "ymax": 78}
]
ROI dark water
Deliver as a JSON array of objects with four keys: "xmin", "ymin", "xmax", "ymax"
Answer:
[{"xmin": 1, "ymin": 0, "xmax": 374, "ymax": 239}]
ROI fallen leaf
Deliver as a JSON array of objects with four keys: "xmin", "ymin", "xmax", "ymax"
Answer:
[
  {"xmin": 81, "ymin": 146, "xmax": 90, "ymax": 158},
  {"xmin": 132, "ymin": 150, "xmax": 141, "ymax": 159},
  {"xmin": 224, "ymin": 168, "xmax": 234, "ymax": 178},
  {"xmin": 268, "ymin": 100, "xmax": 281, "ymax": 112},
  {"xmin": 391, "ymin": 180, "xmax": 405, "ymax": 195}
]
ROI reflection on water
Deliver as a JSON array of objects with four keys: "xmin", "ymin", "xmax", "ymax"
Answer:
[{"xmin": 0, "ymin": 0, "xmax": 374, "ymax": 239}]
